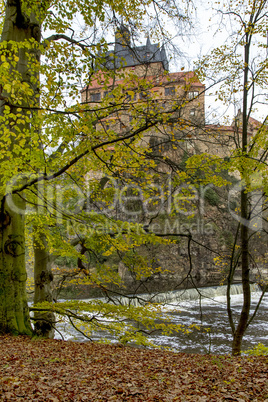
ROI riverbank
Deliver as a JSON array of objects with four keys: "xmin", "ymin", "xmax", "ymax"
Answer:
[
  {"xmin": 53, "ymin": 288, "xmax": 268, "ymax": 355},
  {"xmin": 0, "ymin": 335, "xmax": 267, "ymax": 401}
]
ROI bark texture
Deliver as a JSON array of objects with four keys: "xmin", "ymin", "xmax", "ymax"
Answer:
[
  {"xmin": 231, "ymin": 29, "xmax": 251, "ymax": 356},
  {"xmin": 0, "ymin": 0, "xmax": 42, "ymax": 335},
  {"xmin": 33, "ymin": 233, "xmax": 55, "ymax": 338},
  {"xmin": 0, "ymin": 196, "xmax": 32, "ymax": 335}
]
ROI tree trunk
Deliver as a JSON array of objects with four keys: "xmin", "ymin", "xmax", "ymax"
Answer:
[
  {"xmin": 231, "ymin": 31, "xmax": 251, "ymax": 356},
  {"xmin": 0, "ymin": 0, "xmax": 42, "ymax": 335},
  {"xmin": 0, "ymin": 195, "xmax": 32, "ymax": 335},
  {"xmin": 232, "ymin": 189, "xmax": 250, "ymax": 355},
  {"xmin": 33, "ymin": 232, "xmax": 55, "ymax": 338}
]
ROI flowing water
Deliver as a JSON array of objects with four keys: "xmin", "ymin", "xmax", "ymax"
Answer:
[{"xmin": 54, "ymin": 284, "xmax": 268, "ymax": 354}]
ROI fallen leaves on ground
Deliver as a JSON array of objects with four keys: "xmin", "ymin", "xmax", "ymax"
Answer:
[{"xmin": 0, "ymin": 335, "xmax": 267, "ymax": 401}]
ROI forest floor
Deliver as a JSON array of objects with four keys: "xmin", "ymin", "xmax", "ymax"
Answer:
[{"xmin": 0, "ymin": 335, "xmax": 267, "ymax": 401}]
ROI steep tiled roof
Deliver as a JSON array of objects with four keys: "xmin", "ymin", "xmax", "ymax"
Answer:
[
  {"xmin": 248, "ymin": 116, "xmax": 262, "ymax": 127},
  {"xmin": 104, "ymin": 26, "xmax": 169, "ymax": 71}
]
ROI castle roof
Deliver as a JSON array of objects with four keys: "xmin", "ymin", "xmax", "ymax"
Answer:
[{"xmin": 104, "ymin": 26, "xmax": 169, "ymax": 71}]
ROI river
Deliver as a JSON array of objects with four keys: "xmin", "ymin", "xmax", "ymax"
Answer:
[{"xmin": 54, "ymin": 284, "xmax": 268, "ymax": 354}]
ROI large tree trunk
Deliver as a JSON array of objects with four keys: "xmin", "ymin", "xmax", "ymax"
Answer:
[
  {"xmin": 0, "ymin": 0, "xmax": 42, "ymax": 335},
  {"xmin": 0, "ymin": 195, "xmax": 32, "ymax": 335}
]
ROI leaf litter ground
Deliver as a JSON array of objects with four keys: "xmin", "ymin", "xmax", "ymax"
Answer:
[{"xmin": 0, "ymin": 335, "xmax": 267, "ymax": 401}]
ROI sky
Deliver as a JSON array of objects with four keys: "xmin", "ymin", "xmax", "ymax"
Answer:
[{"xmin": 165, "ymin": 0, "xmax": 268, "ymax": 124}]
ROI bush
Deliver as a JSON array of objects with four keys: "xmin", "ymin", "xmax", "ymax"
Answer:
[
  {"xmin": 204, "ymin": 187, "xmax": 220, "ymax": 206},
  {"xmin": 243, "ymin": 343, "xmax": 268, "ymax": 356}
]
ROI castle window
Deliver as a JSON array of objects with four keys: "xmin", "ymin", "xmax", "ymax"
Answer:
[
  {"xmin": 90, "ymin": 92, "xmax": 101, "ymax": 102},
  {"xmin": 139, "ymin": 91, "xmax": 148, "ymax": 100},
  {"xmin": 188, "ymin": 91, "xmax": 199, "ymax": 100},
  {"xmin": 104, "ymin": 91, "xmax": 112, "ymax": 98},
  {"xmin": 149, "ymin": 136, "xmax": 160, "ymax": 153},
  {"xmin": 120, "ymin": 122, "xmax": 126, "ymax": 131},
  {"xmin": 190, "ymin": 109, "xmax": 196, "ymax": 116},
  {"xmin": 103, "ymin": 121, "xmax": 110, "ymax": 130},
  {"xmin": 126, "ymin": 92, "xmax": 137, "ymax": 102},
  {"xmin": 165, "ymin": 87, "xmax": 175, "ymax": 96}
]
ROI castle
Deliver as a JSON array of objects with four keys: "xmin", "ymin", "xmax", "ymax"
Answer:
[
  {"xmin": 81, "ymin": 26, "xmax": 260, "ymax": 161},
  {"xmin": 81, "ymin": 26, "xmax": 207, "ymax": 155},
  {"xmin": 77, "ymin": 27, "xmax": 266, "ymax": 294}
]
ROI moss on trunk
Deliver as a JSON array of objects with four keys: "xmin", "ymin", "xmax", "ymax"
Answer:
[{"xmin": 0, "ymin": 196, "xmax": 32, "ymax": 335}]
